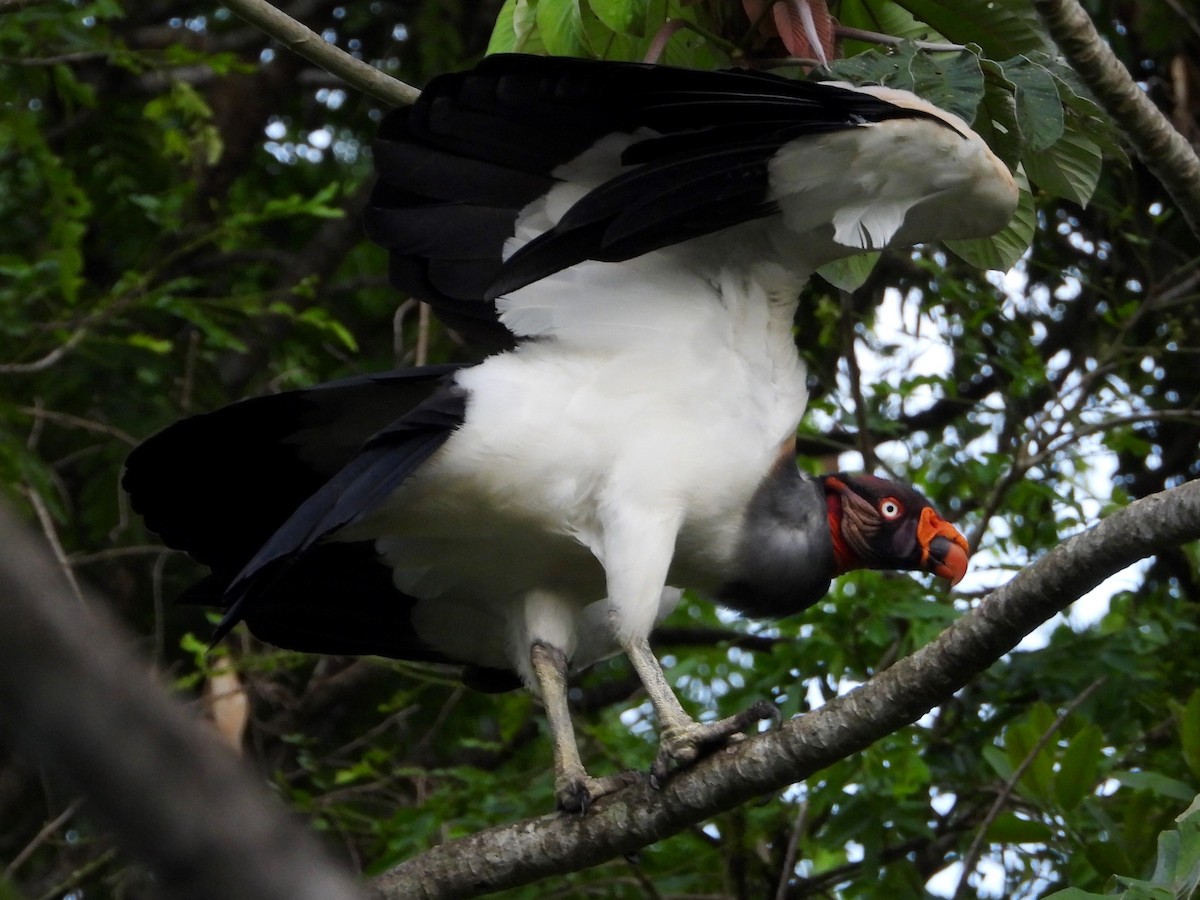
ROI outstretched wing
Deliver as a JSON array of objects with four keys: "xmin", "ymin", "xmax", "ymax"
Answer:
[
  {"xmin": 123, "ymin": 366, "xmax": 473, "ymax": 659},
  {"xmin": 364, "ymin": 54, "xmax": 962, "ymax": 347},
  {"xmin": 123, "ymin": 365, "xmax": 461, "ymax": 579}
]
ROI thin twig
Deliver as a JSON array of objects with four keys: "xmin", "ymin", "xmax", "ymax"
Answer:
[
  {"xmin": 1161, "ymin": 0, "xmax": 1200, "ymax": 44},
  {"xmin": 35, "ymin": 848, "xmax": 118, "ymax": 900},
  {"xmin": 393, "ymin": 298, "xmax": 416, "ymax": 364},
  {"xmin": 951, "ymin": 677, "xmax": 1107, "ymax": 900},
  {"xmin": 0, "ymin": 328, "xmax": 88, "ymax": 374},
  {"xmin": 415, "ymin": 301, "xmax": 431, "ymax": 367},
  {"xmin": 220, "ymin": 0, "xmax": 419, "ymax": 105},
  {"xmin": 25, "ymin": 488, "xmax": 85, "ymax": 606},
  {"xmin": 774, "ymin": 800, "xmax": 809, "ymax": 900},
  {"xmin": 834, "ymin": 24, "xmax": 966, "ymax": 53},
  {"xmin": 742, "ymin": 56, "xmax": 824, "ymax": 70},
  {"xmin": 0, "ymin": 0, "xmax": 54, "ymax": 12},
  {"xmin": 153, "ymin": 549, "xmax": 169, "ymax": 665},
  {"xmin": 67, "ymin": 545, "xmax": 169, "ymax": 565},
  {"xmin": 4, "ymin": 798, "xmax": 84, "ymax": 879},
  {"xmin": 17, "ymin": 406, "xmax": 138, "ymax": 445},
  {"xmin": 840, "ymin": 291, "xmax": 878, "ymax": 471},
  {"xmin": 0, "ymin": 51, "xmax": 107, "ymax": 66},
  {"xmin": 643, "ymin": 20, "xmax": 687, "ymax": 64}
]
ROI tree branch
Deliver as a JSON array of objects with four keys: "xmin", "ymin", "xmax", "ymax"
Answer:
[
  {"xmin": 371, "ymin": 479, "xmax": 1200, "ymax": 899},
  {"xmin": 1033, "ymin": 0, "xmax": 1200, "ymax": 240},
  {"xmin": 0, "ymin": 503, "xmax": 366, "ymax": 900},
  {"xmin": 220, "ymin": 0, "xmax": 419, "ymax": 106}
]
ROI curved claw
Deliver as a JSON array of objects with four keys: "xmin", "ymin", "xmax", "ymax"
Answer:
[
  {"xmin": 751, "ymin": 699, "xmax": 783, "ymax": 730},
  {"xmin": 556, "ymin": 770, "xmax": 642, "ymax": 813},
  {"xmin": 650, "ymin": 700, "xmax": 779, "ymax": 788}
]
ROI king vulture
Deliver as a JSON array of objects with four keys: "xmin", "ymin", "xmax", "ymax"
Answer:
[{"xmin": 124, "ymin": 54, "xmax": 1016, "ymax": 811}]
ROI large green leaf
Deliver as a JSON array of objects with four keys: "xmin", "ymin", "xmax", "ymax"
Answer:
[
  {"xmin": 986, "ymin": 811, "xmax": 1056, "ymax": 843},
  {"xmin": 1174, "ymin": 690, "xmax": 1200, "ymax": 782},
  {"xmin": 1024, "ymin": 129, "xmax": 1103, "ymax": 207},
  {"xmin": 1056, "ymin": 725, "xmax": 1104, "ymax": 811},
  {"xmin": 836, "ymin": 0, "xmax": 947, "ymax": 53},
  {"xmin": 976, "ymin": 57, "xmax": 1023, "ymax": 168},
  {"xmin": 892, "ymin": 0, "xmax": 1051, "ymax": 58},
  {"xmin": 587, "ymin": 0, "xmax": 646, "ymax": 36},
  {"xmin": 486, "ymin": 0, "xmax": 542, "ymax": 54},
  {"xmin": 1113, "ymin": 772, "xmax": 1198, "ymax": 803},
  {"xmin": 1001, "ymin": 55, "xmax": 1066, "ymax": 153},
  {"xmin": 823, "ymin": 43, "xmax": 984, "ymax": 122},
  {"xmin": 816, "ymin": 252, "xmax": 880, "ymax": 292},
  {"xmin": 535, "ymin": 0, "xmax": 586, "ymax": 55},
  {"xmin": 946, "ymin": 168, "xmax": 1034, "ymax": 270}
]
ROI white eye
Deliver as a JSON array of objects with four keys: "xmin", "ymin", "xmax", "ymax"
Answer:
[{"xmin": 880, "ymin": 498, "xmax": 903, "ymax": 520}]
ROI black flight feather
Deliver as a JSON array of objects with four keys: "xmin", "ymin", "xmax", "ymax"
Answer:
[
  {"xmin": 214, "ymin": 381, "xmax": 468, "ymax": 641},
  {"xmin": 365, "ymin": 54, "xmax": 947, "ymax": 341}
]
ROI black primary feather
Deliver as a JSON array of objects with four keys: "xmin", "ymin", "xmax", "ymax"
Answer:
[
  {"xmin": 364, "ymin": 54, "xmax": 945, "ymax": 341},
  {"xmin": 122, "ymin": 366, "xmax": 466, "ymax": 649}
]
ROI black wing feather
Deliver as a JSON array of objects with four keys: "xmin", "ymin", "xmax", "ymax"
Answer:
[
  {"xmin": 365, "ymin": 54, "xmax": 941, "ymax": 340},
  {"xmin": 124, "ymin": 366, "xmax": 469, "ymax": 662},
  {"xmin": 215, "ymin": 381, "xmax": 468, "ymax": 640},
  {"xmin": 489, "ymin": 143, "xmax": 782, "ymax": 297},
  {"xmin": 123, "ymin": 365, "xmax": 461, "ymax": 575}
]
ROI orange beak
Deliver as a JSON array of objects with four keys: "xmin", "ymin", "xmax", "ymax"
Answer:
[{"xmin": 917, "ymin": 506, "xmax": 970, "ymax": 585}]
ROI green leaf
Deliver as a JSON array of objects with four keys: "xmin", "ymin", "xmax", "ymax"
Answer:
[
  {"xmin": 1024, "ymin": 130, "xmax": 1103, "ymax": 207},
  {"xmin": 986, "ymin": 811, "xmax": 1055, "ymax": 844},
  {"xmin": 902, "ymin": 47, "xmax": 986, "ymax": 123},
  {"xmin": 836, "ymin": 0, "xmax": 946, "ymax": 55},
  {"xmin": 946, "ymin": 168, "xmax": 1034, "ymax": 269},
  {"xmin": 0, "ymin": 872, "xmax": 27, "ymax": 900},
  {"xmin": 487, "ymin": 0, "xmax": 542, "ymax": 54},
  {"xmin": 1173, "ymin": 690, "xmax": 1200, "ymax": 781},
  {"xmin": 1085, "ymin": 839, "xmax": 1136, "ymax": 879},
  {"xmin": 537, "ymin": 0, "xmax": 587, "ymax": 55},
  {"xmin": 1000, "ymin": 55, "xmax": 1065, "ymax": 152},
  {"xmin": 1135, "ymin": 801, "xmax": 1200, "ymax": 898},
  {"xmin": 588, "ymin": 0, "xmax": 646, "ymax": 36},
  {"xmin": 975, "ymin": 58, "xmax": 1023, "ymax": 169},
  {"xmin": 892, "ymin": 0, "xmax": 1051, "ymax": 58},
  {"xmin": 485, "ymin": 0, "xmax": 519, "ymax": 53},
  {"xmin": 1055, "ymin": 724, "xmax": 1103, "ymax": 811},
  {"xmin": 816, "ymin": 253, "xmax": 879, "ymax": 292},
  {"xmin": 127, "ymin": 332, "xmax": 173, "ymax": 354},
  {"xmin": 297, "ymin": 307, "xmax": 359, "ymax": 352},
  {"xmin": 983, "ymin": 744, "xmax": 1016, "ymax": 781},
  {"xmin": 1001, "ymin": 702, "xmax": 1058, "ymax": 803},
  {"xmin": 824, "ymin": 45, "xmax": 984, "ymax": 124},
  {"xmin": 1113, "ymin": 771, "xmax": 1198, "ymax": 803}
]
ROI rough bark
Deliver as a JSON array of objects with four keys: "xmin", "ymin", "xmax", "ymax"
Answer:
[
  {"xmin": 0, "ymin": 503, "xmax": 365, "ymax": 900},
  {"xmin": 371, "ymin": 479, "xmax": 1200, "ymax": 899}
]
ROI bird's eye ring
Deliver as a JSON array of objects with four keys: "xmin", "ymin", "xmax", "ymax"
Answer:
[{"xmin": 879, "ymin": 498, "xmax": 903, "ymax": 520}]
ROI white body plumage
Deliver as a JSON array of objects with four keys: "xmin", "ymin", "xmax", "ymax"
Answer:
[{"xmin": 349, "ymin": 84, "xmax": 1014, "ymax": 690}]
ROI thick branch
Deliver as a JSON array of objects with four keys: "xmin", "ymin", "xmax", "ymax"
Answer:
[
  {"xmin": 373, "ymin": 479, "xmax": 1200, "ymax": 899},
  {"xmin": 220, "ymin": 0, "xmax": 419, "ymax": 106},
  {"xmin": 0, "ymin": 504, "xmax": 365, "ymax": 900},
  {"xmin": 1034, "ymin": 0, "xmax": 1200, "ymax": 240}
]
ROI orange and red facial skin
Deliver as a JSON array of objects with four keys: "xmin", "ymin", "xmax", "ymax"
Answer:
[{"xmin": 821, "ymin": 473, "xmax": 969, "ymax": 585}]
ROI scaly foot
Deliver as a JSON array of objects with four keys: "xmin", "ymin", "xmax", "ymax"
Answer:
[
  {"xmin": 556, "ymin": 770, "xmax": 643, "ymax": 814},
  {"xmin": 650, "ymin": 700, "xmax": 780, "ymax": 788}
]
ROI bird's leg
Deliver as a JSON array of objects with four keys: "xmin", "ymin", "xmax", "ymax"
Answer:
[
  {"xmin": 600, "ymin": 506, "xmax": 774, "ymax": 785},
  {"xmin": 529, "ymin": 641, "xmax": 639, "ymax": 813},
  {"xmin": 623, "ymin": 636, "xmax": 778, "ymax": 788}
]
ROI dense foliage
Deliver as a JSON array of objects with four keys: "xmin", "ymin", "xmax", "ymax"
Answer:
[{"xmin": 1, "ymin": 1, "xmax": 1197, "ymax": 897}]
